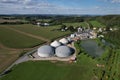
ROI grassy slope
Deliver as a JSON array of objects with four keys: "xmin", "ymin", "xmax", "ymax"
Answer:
[
  {"xmin": 8, "ymin": 24, "xmax": 71, "ymax": 40},
  {"xmin": 0, "ymin": 26, "xmax": 44, "ymax": 48},
  {"xmin": 90, "ymin": 21, "xmax": 105, "ymax": 27},
  {"xmin": 0, "ymin": 54, "xmax": 97, "ymax": 80}
]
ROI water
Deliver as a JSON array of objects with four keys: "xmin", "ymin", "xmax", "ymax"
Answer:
[{"xmin": 81, "ymin": 39, "xmax": 104, "ymax": 57}]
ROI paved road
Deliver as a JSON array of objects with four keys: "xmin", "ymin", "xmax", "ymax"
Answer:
[{"xmin": 0, "ymin": 49, "xmax": 37, "ymax": 78}]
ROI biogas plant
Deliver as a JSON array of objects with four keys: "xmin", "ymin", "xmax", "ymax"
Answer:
[{"xmin": 31, "ymin": 38, "xmax": 76, "ymax": 61}]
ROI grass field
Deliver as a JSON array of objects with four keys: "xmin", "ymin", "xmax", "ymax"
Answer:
[
  {"xmin": 0, "ymin": 53, "xmax": 97, "ymax": 80},
  {"xmin": 89, "ymin": 21, "xmax": 105, "ymax": 27},
  {"xmin": 7, "ymin": 24, "xmax": 71, "ymax": 40},
  {"xmin": 37, "ymin": 19, "xmax": 51, "ymax": 22},
  {"xmin": 63, "ymin": 22, "xmax": 88, "ymax": 27},
  {"xmin": 0, "ymin": 24, "xmax": 71, "ymax": 74},
  {"xmin": 117, "ymin": 49, "xmax": 120, "ymax": 79},
  {"xmin": 0, "ymin": 26, "xmax": 44, "ymax": 48},
  {"xmin": 0, "ymin": 19, "xmax": 28, "ymax": 23},
  {"xmin": 0, "ymin": 48, "xmax": 21, "ymax": 73}
]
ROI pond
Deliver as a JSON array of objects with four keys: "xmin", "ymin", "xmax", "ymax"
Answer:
[{"xmin": 80, "ymin": 39, "xmax": 104, "ymax": 57}]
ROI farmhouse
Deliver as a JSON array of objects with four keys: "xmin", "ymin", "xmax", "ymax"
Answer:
[
  {"xmin": 44, "ymin": 23, "xmax": 49, "ymax": 26},
  {"xmin": 36, "ymin": 22, "xmax": 50, "ymax": 26}
]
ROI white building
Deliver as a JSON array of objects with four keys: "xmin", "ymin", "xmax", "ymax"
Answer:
[
  {"xmin": 78, "ymin": 27, "xmax": 83, "ymax": 33},
  {"xmin": 98, "ymin": 28, "xmax": 102, "ymax": 32},
  {"xmin": 37, "ymin": 22, "xmax": 41, "ymax": 26},
  {"xmin": 44, "ymin": 23, "xmax": 49, "ymax": 26},
  {"xmin": 70, "ymin": 34, "xmax": 75, "ymax": 38},
  {"xmin": 59, "ymin": 38, "xmax": 69, "ymax": 44},
  {"xmin": 50, "ymin": 40, "xmax": 61, "ymax": 48}
]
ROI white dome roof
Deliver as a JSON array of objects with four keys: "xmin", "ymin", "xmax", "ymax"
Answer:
[
  {"xmin": 50, "ymin": 40, "xmax": 61, "ymax": 48},
  {"xmin": 59, "ymin": 38, "xmax": 69, "ymax": 44},
  {"xmin": 37, "ymin": 45, "xmax": 54, "ymax": 57},
  {"xmin": 55, "ymin": 46, "xmax": 73, "ymax": 57}
]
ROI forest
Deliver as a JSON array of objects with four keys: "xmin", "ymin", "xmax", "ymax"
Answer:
[
  {"xmin": 95, "ymin": 15, "xmax": 120, "ymax": 27},
  {"xmin": 104, "ymin": 29, "xmax": 120, "ymax": 48}
]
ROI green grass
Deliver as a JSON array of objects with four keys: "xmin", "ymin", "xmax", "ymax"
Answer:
[
  {"xmin": 0, "ymin": 48, "xmax": 21, "ymax": 73},
  {"xmin": 6, "ymin": 24, "xmax": 71, "ymax": 40},
  {"xmin": 0, "ymin": 54, "xmax": 97, "ymax": 80},
  {"xmin": 89, "ymin": 21, "xmax": 105, "ymax": 27},
  {"xmin": 0, "ymin": 26, "xmax": 44, "ymax": 48},
  {"xmin": 37, "ymin": 19, "xmax": 51, "ymax": 22},
  {"xmin": 63, "ymin": 22, "xmax": 88, "ymax": 27},
  {"xmin": 116, "ymin": 49, "xmax": 120, "ymax": 79}
]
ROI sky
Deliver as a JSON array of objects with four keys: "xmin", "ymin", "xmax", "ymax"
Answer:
[{"xmin": 0, "ymin": 0, "xmax": 120, "ymax": 15}]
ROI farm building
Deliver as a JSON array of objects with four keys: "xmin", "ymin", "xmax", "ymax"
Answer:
[
  {"xmin": 37, "ymin": 22, "xmax": 41, "ymax": 26},
  {"xmin": 37, "ymin": 45, "xmax": 54, "ymax": 57},
  {"xmin": 50, "ymin": 40, "xmax": 61, "ymax": 48},
  {"xmin": 55, "ymin": 46, "xmax": 73, "ymax": 57},
  {"xmin": 59, "ymin": 38, "xmax": 69, "ymax": 44},
  {"xmin": 43, "ymin": 23, "xmax": 49, "ymax": 26}
]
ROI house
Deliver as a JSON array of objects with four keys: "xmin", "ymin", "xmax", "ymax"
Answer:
[
  {"xmin": 110, "ymin": 28, "xmax": 113, "ymax": 31},
  {"xmin": 37, "ymin": 22, "xmax": 41, "ymax": 26},
  {"xmin": 70, "ymin": 34, "xmax": 76, "ymax": 38},
  {"xmin": 38, "ymin": 22, "xmax": 50, "ymax": 26},
  {"xmin": 77, "ymin": 27, "xmax": 83, "ymax": 33},
  {"xmin": 44, "ymin": 23, "xmax": 49, "ymax": 26},
  {"xmin": 98, "ymin": 28, "xmax": 102, "ymax": 32}
]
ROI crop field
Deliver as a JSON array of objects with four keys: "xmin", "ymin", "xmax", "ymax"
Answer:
[
  {"xmin": 63, "ymin": 22, "xmax": 88, "ymax": 27},
  {"xmin": 0, "ymin": 26, "xmax": 44, "ymax": 48},
  {"xmin": 89, "ymin": 21, "xmax": 105, "ymax": 27},
  {"xmin": 7, "ymin": 24, "xmax": 71, "ymax": 40},
  {"xmin": 0, "ymin": 53, "xmax": 97, "ymax": 80},
  {"xmin": 0, "ymin": 48, "xmax": 21, "ymax": 73}
]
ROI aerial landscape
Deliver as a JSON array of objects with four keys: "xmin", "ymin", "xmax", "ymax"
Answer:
[{"xmin": 0, "ymin": 0, "xmax": 120, "ymax": 80}]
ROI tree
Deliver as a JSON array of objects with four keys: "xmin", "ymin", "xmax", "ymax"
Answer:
[
  {"xmin": 69, "ymin": 26, "xmax": 75, "ymax": 32},
  {"xmin": 60, "ymin": 25, "xmax": 66, "ymax": 30}
]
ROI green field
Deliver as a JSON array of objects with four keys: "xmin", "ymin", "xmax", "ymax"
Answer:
[
  {"xmin": 0, "ymin": 26, "xmax": 44, "ymax": 48},
  {"xmin": 0, "ymin": 48, "xmax": 21, "ymax": 73},
  {"xmin": 0, "ymin": 53, "xmax": 97, "ymax": 80},
  {"xmin": 89, "ymin": 21, "xmax": 105, "ymax": 27},
  {"xmin": 7, "ymin": 24, "xmax": 71, "ymax": 40},
  {"xmin": 63, "ymin": 22, "xmax": 88, "ymax": 27},
  {"xmin": 116, "ymin": 49, "xmax": 120, "ymax": 79},
  {"xmin": 37, "ymin": 19, "xmax": 51, "ymax": 22},
  {"xmin": 0, "ymin": 24, "xmax": 71, "ymax": 74}
]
